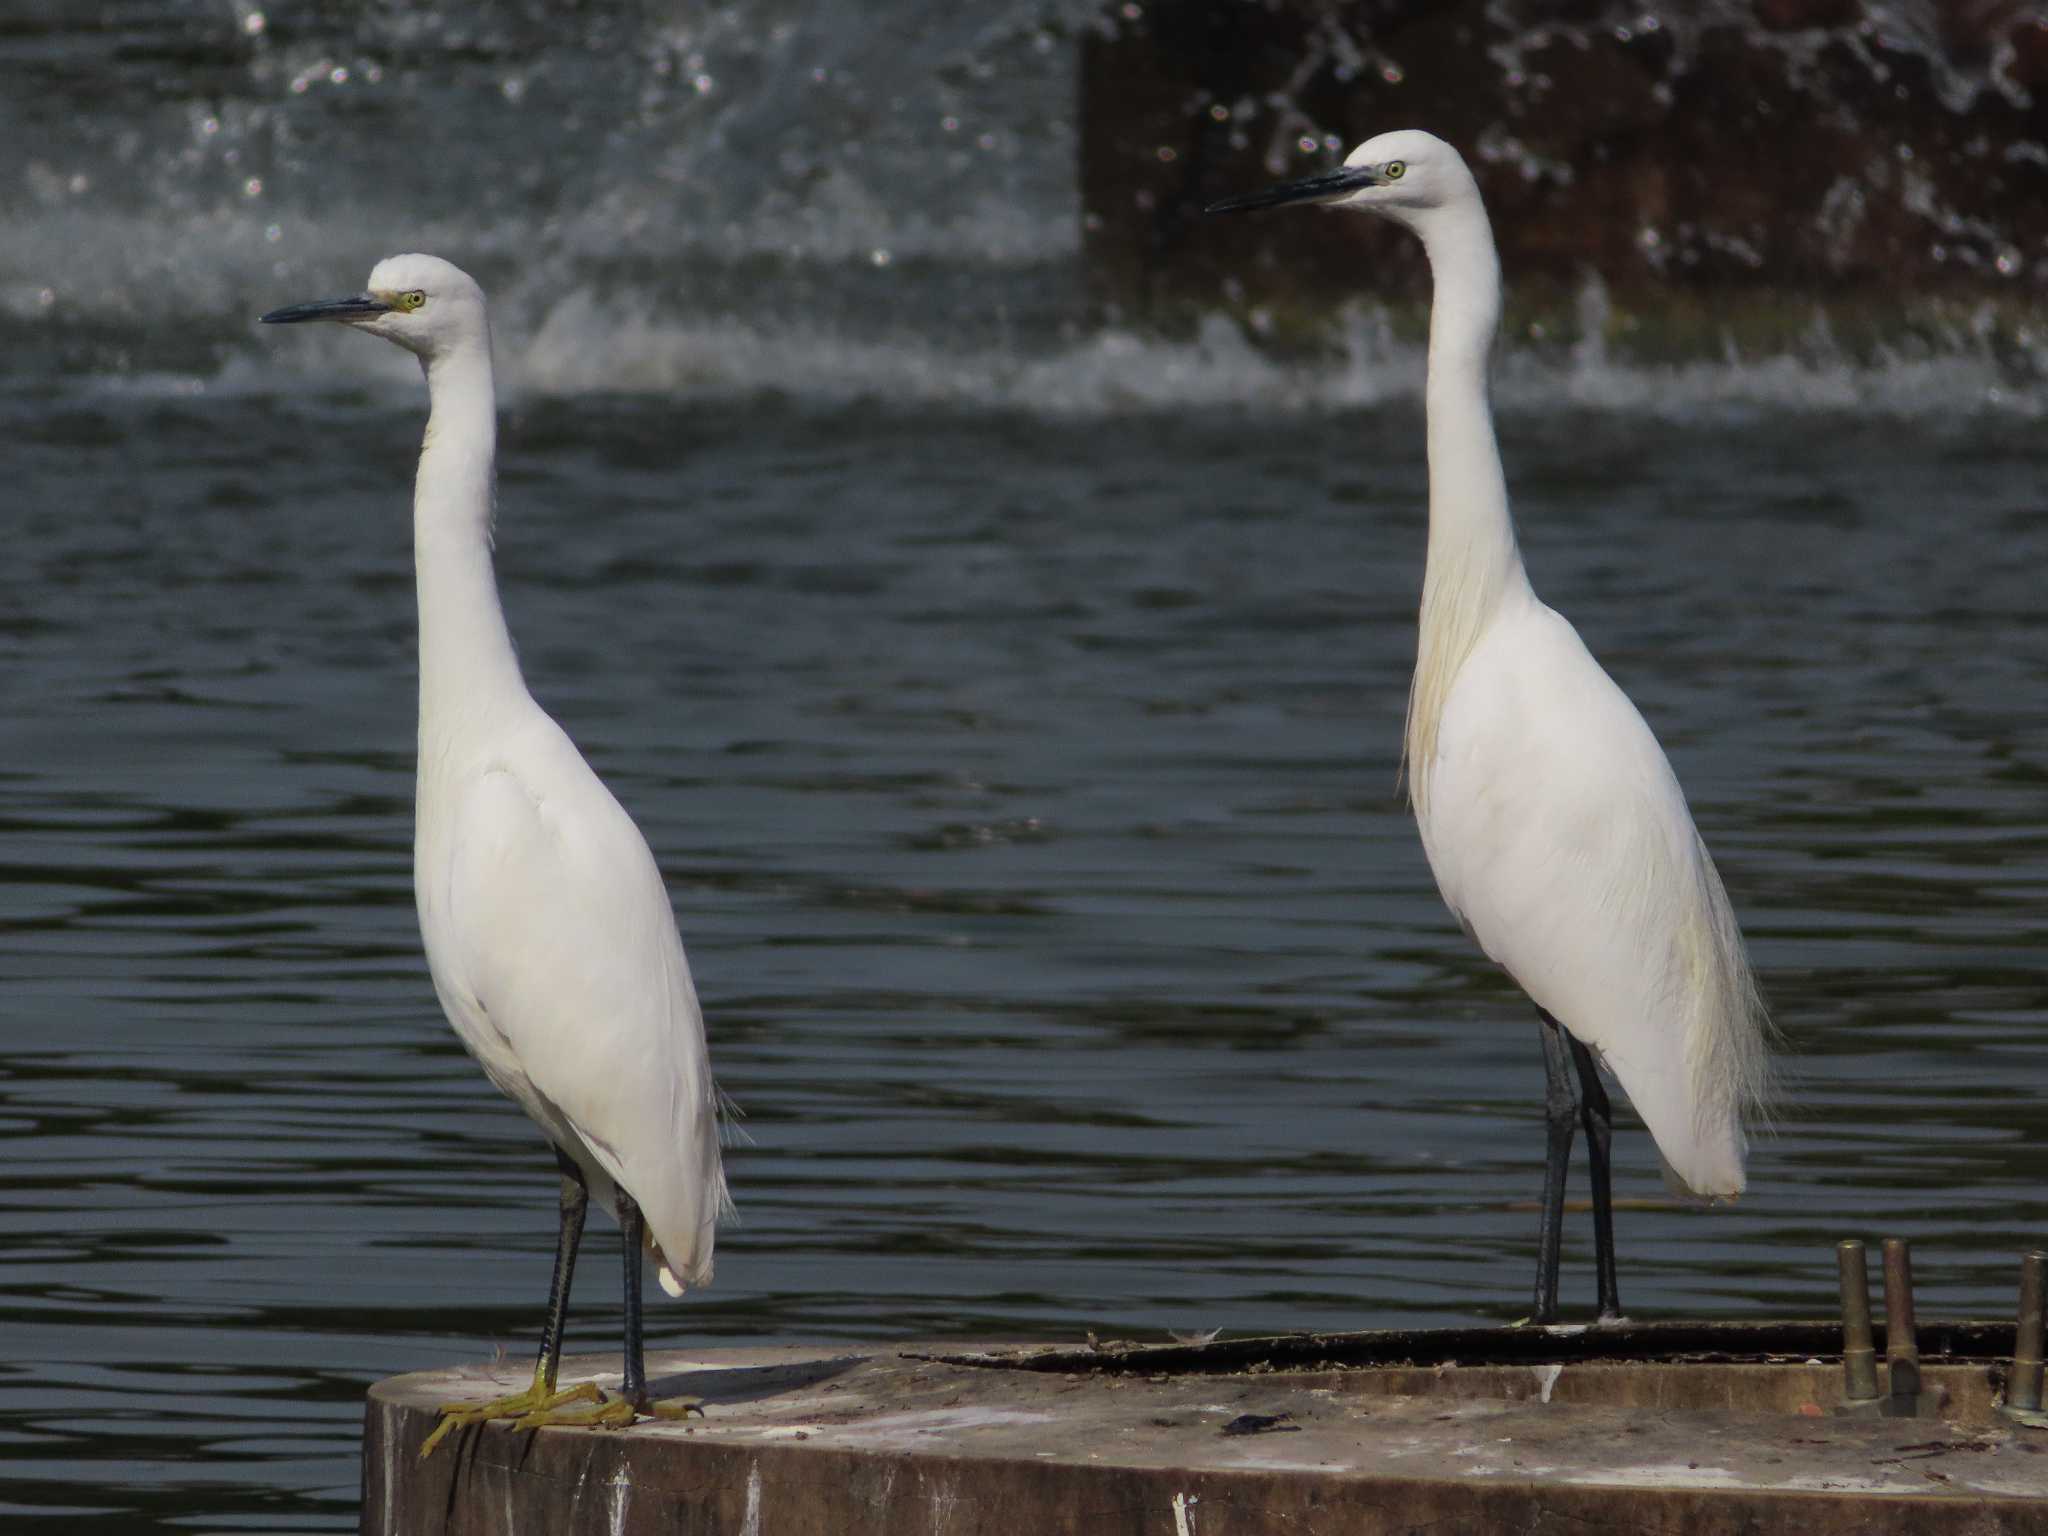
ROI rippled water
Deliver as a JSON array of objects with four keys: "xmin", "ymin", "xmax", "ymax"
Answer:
[{"xmin": 5, "ymin": 376, "xmax": 2046, "ymax": 1528}]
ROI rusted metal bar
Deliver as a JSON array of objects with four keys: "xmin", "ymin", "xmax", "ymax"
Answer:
[
  {"xmin": 2008, "ymin": 1251, "xmax": 2046, "ymax": 1413},
  {"xmin": 1883, "ymin": 1238, "xmax": 1920, "ymax": 1406},
  {"xmin": 1836, "ymin": 1240, "xmax": 1879, "ymax": 1404}
]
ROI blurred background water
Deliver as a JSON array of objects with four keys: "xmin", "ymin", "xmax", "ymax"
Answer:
[{"xmin": 2, "ymin": 2, "xmax": 2045, "ymax": 1531}]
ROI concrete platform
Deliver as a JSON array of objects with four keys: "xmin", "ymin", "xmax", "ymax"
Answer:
[{"xmin": 363, "ymin": 1322, "xmax": 2048, "ymax": 1535}]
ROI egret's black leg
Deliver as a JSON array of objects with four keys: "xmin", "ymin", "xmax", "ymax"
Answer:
[
  {"xmin": 618, "ymin": 1188, "xmax": 648, "ymax": 1410},
  {"xmin": 1568, "ymin": 1035, "xmax": 1622, "ymax": 1321},
  {"xmin": 417, "ymin": 1146, "xmax": 603, "ymax": 1457},
  {"xmin": 607, "ymin": 1191, "xmax": 707, "ymax": 1426},
  {"xmin": 1533, "ymin": 1008, "xmax": 1580, "ymax": 1324},
  {"xmin": 536, "ymin": 1146, "xmax": 589, "ymax": 1390},
  {"xmin": 489, "ymin": 1181, "xmax": 695, "ymax": 1435},
  {"xmin": 614, "ymin": 1193, "xmax": 705, "ymax": 1425}
]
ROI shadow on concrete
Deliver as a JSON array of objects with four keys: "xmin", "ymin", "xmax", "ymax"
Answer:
[{"xmin": 649, "ymin": 1353, "xmax": 868, "ymax": 1408}]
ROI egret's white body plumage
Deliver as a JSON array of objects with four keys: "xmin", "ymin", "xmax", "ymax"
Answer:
[
  {"xmin": 1224, "ymin": 134, "xmax": 1771, "ymax": 1204},
  {"xmin": 1419, "ymin": 592, "xmax": 1765, "ymax": 1196},
  {"xmin": 327, "ymin": 254, "xmax": 727, "ymax": 1295}
]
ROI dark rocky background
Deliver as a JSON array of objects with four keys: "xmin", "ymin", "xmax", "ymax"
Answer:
[{"xmin": 1082, "ymin": 1, "xmax": 2048, "ymax": 355}]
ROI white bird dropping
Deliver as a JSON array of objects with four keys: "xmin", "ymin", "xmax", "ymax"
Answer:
[
  {"xmin": 1211, "ymin": 133, "xmax": 1772, "ymax": 1322},
  {"xmin": 263, "ymin": 255, "xmax": 730, "ymax": 1449}
]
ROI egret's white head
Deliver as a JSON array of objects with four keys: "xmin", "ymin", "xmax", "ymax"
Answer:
[
  {"xmin": 261, "ymin": 253, "xmax": 488, "ymax": 360},
  {"xmin": 1207, "ymin": 129, "xmax": 1478, "ymax": 231}
]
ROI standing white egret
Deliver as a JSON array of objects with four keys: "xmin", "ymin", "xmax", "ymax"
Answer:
[
  {"xmin": 262, "ymin": 255, "xmax": 730, "ymax": 1451},
  {"xmin": 1210, "ymin": 133, "xmax": 1771, "ymax": 1322}
]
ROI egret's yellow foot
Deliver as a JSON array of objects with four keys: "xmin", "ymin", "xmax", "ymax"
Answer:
[
  {"xmin": 505, "ymin": 1392, "xmax": 706, "ymax": 1434},
  {"xmin": 418, "ymin": 1378, "xmax": 604, "ymax": 1459},
  {"xmin": 509, "ymin": 1393, "xmax": 639, "ymax": 1433}
]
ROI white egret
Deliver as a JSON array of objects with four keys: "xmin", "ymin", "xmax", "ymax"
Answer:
[
  {"xmin": 262, "ymin": 255, "xmax": 730, "ymax": 1450},
  {"xmin": 1210, "ymin": 133, "xmax": 1772, "ymax": 1321}
]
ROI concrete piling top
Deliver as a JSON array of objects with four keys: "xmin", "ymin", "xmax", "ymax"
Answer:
[{"xmin": 365, "ymin": 1322, "xmax": 2048, "ymax": 1536}]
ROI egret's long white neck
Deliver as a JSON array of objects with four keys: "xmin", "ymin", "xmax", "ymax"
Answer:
[
  {"xmin": 413, "ymin": 337, "xmax": 526, "ymax": 746},
  {"xmin": 1403, "ymin": 194, "xmax": 1530, "ymax": 814}
]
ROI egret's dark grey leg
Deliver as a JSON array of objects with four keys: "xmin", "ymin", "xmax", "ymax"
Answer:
[
  {"xmin": 1533, "ymin": 1008, "xmax": 1580, "ymax": 1324},
  {"xmin": 1568, "ymin": 1035, "xmax": 1622, "ymax": 1321},
  {"xmin": 468, "ymin": 1179, "xmax": 674, "ymax": 1436},
  {"xmin": 535, "ymin": 1146, "xmax": 589, "ymax": 1390},
  {"xmin": 416, "ymin": 1146, "xmax": 602, "ymax": 1457},
  {"xmin": 618, "ymin": 1187, "xmax": 648, "ymax": 1410},
  {"xmin": 613, "ymin": 1193, "xmax": 705, "ymax": 1424}
]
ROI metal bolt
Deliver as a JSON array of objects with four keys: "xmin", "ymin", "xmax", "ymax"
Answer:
[
  {"xmin": 1883, "ymin": 1237, "xmax": 1919, "ymax": 1403},
  {"xmin": 2010, "ymin": 1251, "xmax": 2046, "ymax": 1413},
  {"xmin": 1837, "ymin": 1239, "xmax": 1879, "ymax": 1403}
]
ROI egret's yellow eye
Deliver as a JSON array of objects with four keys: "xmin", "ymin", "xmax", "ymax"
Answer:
[
  {"xmin": 1384, "ymin": 160, "xmax": 1406, "ymax": 180},
  {"xmin": 396, "ymin": 290, "xmax": 427, "ymax": 312}
]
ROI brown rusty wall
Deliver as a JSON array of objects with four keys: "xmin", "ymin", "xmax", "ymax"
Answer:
[{"xmin": 1079, "ymin": 0, "xmax": 2048, "ymax": 327}]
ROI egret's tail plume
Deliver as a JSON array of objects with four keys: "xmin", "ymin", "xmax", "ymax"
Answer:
[
  {"xmin": 652, "ymin": 1081, "xmax": 736, "ymax": 1300},
  {"xmin": 715, "ymin": 1083, "xmax": 752, "ymax": 1150},
  {"xmin": 1678, "ymin": 836, "xmax": 1776, "ymax": 1197}
]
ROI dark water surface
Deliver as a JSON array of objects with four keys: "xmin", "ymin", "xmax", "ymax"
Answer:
[{"xmin": 3, "ymin": 382, "xmax": 2045, "ymax": 1529}]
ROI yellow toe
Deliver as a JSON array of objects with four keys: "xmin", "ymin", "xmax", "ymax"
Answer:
[
  {"xmin": 510, "ymin": 1395, "xmax": 639, "ymax": 1433},
  {"xmin": 418, "ymin": 1379, "xmax": 606, "ymax": 1459}
]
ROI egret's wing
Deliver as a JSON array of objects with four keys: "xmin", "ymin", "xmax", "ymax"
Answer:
[
  {"xmin": 1422, "ymin": 603, "xmax": 1750, "ymax": 1196},
  {"xmin": 441, "ymin": 715, "xmax": 725, "ymax": 1288}
]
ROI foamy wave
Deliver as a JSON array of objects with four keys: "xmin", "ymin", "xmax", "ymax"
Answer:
[
  {"xmin": 1496, "ymin": 346, "xmax": 2043, "ymax": 421},
  {"xmin": 70, "ymin": 280, "xmax": 2048, "ymax": 421},
  {"xmin": 502, "ymin": 291, "xmax": 2046, "ymax": 419},
  {"xmin": 512, "ymin": 297, "xmax": 1395, "ymax": 412}
]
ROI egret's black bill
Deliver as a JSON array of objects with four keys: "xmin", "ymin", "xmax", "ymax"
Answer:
[
  {"xmin": 260, "ymin": 294, "xmax": 391, "ymax": 325},
  {"xmin": 1205, "ymin": 165, "xmax": 1383, "ymax": 215}
]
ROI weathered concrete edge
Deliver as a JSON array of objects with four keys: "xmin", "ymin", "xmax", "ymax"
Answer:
[{"xmin": 361, "ymin": 1366, "xmax": 2048, "ymax": 1536}]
